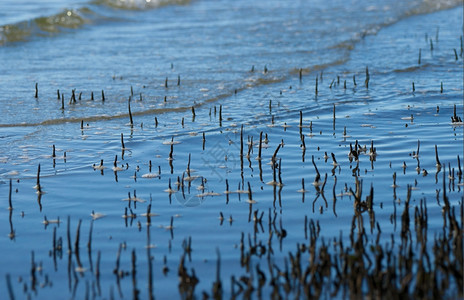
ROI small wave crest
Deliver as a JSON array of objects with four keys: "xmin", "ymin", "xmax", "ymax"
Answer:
[
  {"xmin": 409, "ymin": 0, "xmax": 462, "ymax": 16},
  {"xmin": 0, "ymin": 0, "xmax": 190, "ymax": 45},
  {"xmin": 328, "ymin": 0, "xmax": 462, "ymax": 56},
  {"xmin": 94, "ymin": 0, "xmax": 190, "ymax": 10},
  {"xmin": 0, "ymin": 8, "xmax": 94, "ymax": 45}
]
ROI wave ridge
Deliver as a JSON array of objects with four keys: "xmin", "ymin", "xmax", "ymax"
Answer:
[
  {"xmin": 93, "ymin": 0, "xmax": 190, "ymax": 10},
  {"xmin": 0, "ymin": 7, "xmax": 95, "ymax": 45}
]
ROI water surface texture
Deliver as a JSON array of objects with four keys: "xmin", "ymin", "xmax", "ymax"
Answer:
[{"xmin": 0, "ymin": 0, "xmax": 463, "ymax": 299}]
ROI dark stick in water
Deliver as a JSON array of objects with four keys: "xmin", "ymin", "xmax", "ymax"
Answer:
[
  {"xmin": 8, "ymin": 179, "xmax": 13, "ymax": 211},
  {"xmin": 365, "ymin": 66, "xmax": 370, "ymax": 89},
  {"xmin": 128, "ymin": 98, "xmax": 133, "ymax": 125},
  {"xmin": 315, "ymin": 77, "xmax": 318, "ymax": 96},
  {"xmin": 36, "ymin": 164, "xmax": 41, "ymax": 193},
  {"xmin": 121, "ymin": 133, "xmax": 125, "ymax": 149},
  {"xmin": 219, "ymin": 105, "xmax": 223, "ymax": 127},
  {"xmin": 202, "ymin": 132, "xmax": 206, "ymax": 150},
  {"xmin": 258, "ymin": 131, "xmax": 263, "ymax": 160},
  {"xmin": 435, "ymin": 145, "xmax": 441, "ymax": 167}
]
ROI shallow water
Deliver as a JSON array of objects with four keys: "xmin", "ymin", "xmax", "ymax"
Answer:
[{"xmin": 0, "ymin": 0, "xmax": 463, "ymax": 299}]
